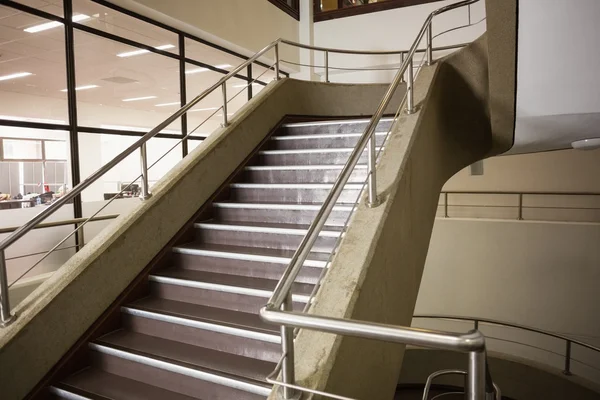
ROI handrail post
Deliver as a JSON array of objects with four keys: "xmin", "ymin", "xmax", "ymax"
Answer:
[
  {"xmin": 221, "ymin": 83, "xmax": 229, "ymax": 127},
  {"xmin": 563, "ymin": 340, "xmax": 572, "ymax": 376},
  {"xmin": 325, "ymin": 50, "xmax": 330, "ymax": 83},
  {"xmin": 517, "ymin": 193, "xmax": 523, "ymax": 220},
  {"xmin": 0, "ymin": 250, "xmax": 15, "ymax": 327},
  {"xmin": 280, "ymin": 294, "xmax": 296, "ymax": 398},
  {"xmin": 367, "ymin": 134, "xmax": 380, "ymax": 208},
  {"xmin": 275, "ymin": 43, "xmax": 280, "ymax": 81},
  {"xmin": 139, "ymin": 143, "xmax": 152, "ymax": 201},
  {"xmin": 399, "ymin": 52, "xmax": 405, "ymax": 83},
  {"xmin": 406, "ymin": 56, "xmax": 415, "ymax": 114},
  {"xmin": 467, "ymin": 350, "xmax": 486, "ymax": 400},
  {"xmin": 426, "ymin": 23, "xmax": 433, "ymax": 65},
  {"xmin": 444, "ymin": 192, "xmax": 449, "ymax": 218}
]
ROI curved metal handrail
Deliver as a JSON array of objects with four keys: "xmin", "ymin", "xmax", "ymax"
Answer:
[{"xmin": 414, "ymin": 314, "xmax": 600, "ymax": 354}]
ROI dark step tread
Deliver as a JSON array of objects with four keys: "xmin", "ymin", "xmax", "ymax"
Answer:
[
  {"xmin": 96, "ymin": 330, "xmax": 275, "ymax": 383},
  {"xmin": 173, "ymin": 242, "xmax": 331, "ymax": 263},
  {"xmin": 53, "ymin": 368, "xmax": 200, "ymax": 400},
  {"xmin": 153, "ymin": 268, "xmax": 314, "ymax": 297},
  {"xmin": 212, "ymin": 201, "xmax": 356, "ymax": 209},
  {"xmin": 126, "ymin": 297, "xmax": 279, "ymax": 335}
]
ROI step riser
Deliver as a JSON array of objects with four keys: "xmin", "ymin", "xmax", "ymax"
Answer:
[
  {"xmin": 150, "ymin": 282, "xmax": 308, "ymax": 314},
  {"xmin": 213, "ymin": 207, "xmax": 352, "ymax": 227},
  {"xmin": 258, "ymin": 152, "xmax": 368, "ymax": 166},
  {"xmin": 241, "ymin": 168, "xmax": 367, "ymax": 184},
  {"xmin": 122, "ymin": 314, "xmax": 281, "ymax": 363},
  {"xmin": 173, "ymin": 253, "xmax": 323, "ymax": 284},
  {"xmin": 91, "ymin": 352, "xmax": 265, "ymax": 400},
  {"xmin": 195, "ymin": 228, "xmax": 338, "ymax": 252},
  {"xmin": 231, "ymin": 187, "xmax": 362, "ymax": 203},
  {"xmin": 279, "ymin": 120, "xmax": 393, "ymax": 135},
  {"xmin": 269, "ymin": 134, "xmax": 387, "ymax": 150}
]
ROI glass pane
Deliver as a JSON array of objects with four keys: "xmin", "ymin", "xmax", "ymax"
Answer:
[
  {"xmin": 0, "ymin": 6, "xmax": 68, "ymax": 122},
  {"xmin": 72, "ymin": 0, "xmax": 178, "ymax": 55},
  {"xmin": 74, "ymin": 29, "xmax": 181, "ymax": 132},
  {"xmin": 184, "ymin": 64, "xmax": 249, "ymax": 138},
  {"xmin": 185, "ymin": 38, "xmax": 243, "ymax": 74},
  {"xmin": 3, "ymin": 139, "xmax": 43, "ymax": 160},
  {"xmin": 9, "ymin": 0, "xmax": 64, "ymax": 16},
  {"xmin": 45, "ymin": 140, "xmax": 68, "ymax": 160}
]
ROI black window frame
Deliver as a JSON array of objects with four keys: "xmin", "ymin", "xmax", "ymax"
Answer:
[
  {"xmin": 314, "ymin": 0, "xmax": 443, "ymax": 22},
  {"xmin": 267, "ymin": 0, "xmax": 300, "ymax": 20}
]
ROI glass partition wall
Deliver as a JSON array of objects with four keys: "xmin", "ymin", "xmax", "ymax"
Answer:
[{"xmin": 0, "ymin": 0, "xmax": 284, "ymax": 284}]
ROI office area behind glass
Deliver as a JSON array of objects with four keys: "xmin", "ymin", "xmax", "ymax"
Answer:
[{"xmin": 0, "ymin": 0, "xmax": 280, "ymax": 297}]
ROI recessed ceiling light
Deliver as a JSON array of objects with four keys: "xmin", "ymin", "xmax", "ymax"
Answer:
[
  {"xmin": 122, "ymin": 96, "xmax": 158, "ymax": 102},
  {"xmin": 189, "ymin": 107, "xmax": 220, "ymax": 112},
  {"xmin": 185, "ymin": 64, "xmax": 232, "ymax": 75},
  {"xmin": 155, "ymin": 102, "xmax": 180, "ymax": 107},
  {"xmin": 572, "ymin": 138, "xmax": 600, "ymax": 151},
  {"xmin": 24, "ymin": 14, "xmax": 90, "ymax": 33},
  {"xmin": 0, "ymin": 72, "xmax": 33, "ymax": 82},
  {"xmin": 60, "ymin": 85, "xmax": 99, "ymax": 92},
  {"xmin": 117, "ymin": 44, "xmax": 175, "ymax": 58}
]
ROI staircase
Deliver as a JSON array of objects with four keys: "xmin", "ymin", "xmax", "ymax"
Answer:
[{"xmin": 48, "ymin": 117, "xmax": 394, "ymax": 400}]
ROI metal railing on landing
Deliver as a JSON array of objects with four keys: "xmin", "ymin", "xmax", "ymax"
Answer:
[
  {"xmin": 258, "ymin": 1, "xmax": 495, "ymax": 400},
  {"xmin": 413, "ymin": 315, "xmax": 600, "ymax": 379},
  {"xmin": 0, "ymin": 0, "xmax": 478, "ymax": 326}
]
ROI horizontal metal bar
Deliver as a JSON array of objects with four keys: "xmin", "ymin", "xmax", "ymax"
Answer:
[
  {"xmin": 260, "ymin": 308, "xmax": 485, "ymax": 352},
  {"xmin": 279, "ymin": 39, "xmax": 469, "ymax": 55},
  {"xmin": 413, "ymin": 314, "xmax": 600, "ymax": 354},
  {"xmin": 441, "ymin": 191, "xmax": 600, "ymax": 196},
  {"xmin": 0, "ymin": 215, "xmax": 119, "ymax": 235}
]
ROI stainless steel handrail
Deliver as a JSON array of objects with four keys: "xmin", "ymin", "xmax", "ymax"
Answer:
[
  {"xmin": 260, "ymin": 1, "xmax": 486, "ymax": 399},
  {"xmin": 422, "ymin": 370, "xmax": 501, "ymax": 400},
  {"xmin": 0, "ymin": 215, "xmax": 119, "ymax": 235},
  {"xmin": 414, "ymin": 314, "xmax": 600, "ymax": 376},
  {"xmin": 0, "ymin": 19, "xmax": 478, "ymax": 326},
  {"xmin": 440, "ymin": 190, "xmax": 600, "ymax": 220}
]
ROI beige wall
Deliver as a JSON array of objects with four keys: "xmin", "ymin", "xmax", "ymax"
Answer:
[
  {"xmin": 445, "ymin": 148, "xmax": 600, "ymax": 192},
  {"xmin": 417, "ymin": 148, "xmax": 600, "ymax": 348},
  {"xmin": 113, "ymin": 0, "xmax": 300, "ymax": 64}
]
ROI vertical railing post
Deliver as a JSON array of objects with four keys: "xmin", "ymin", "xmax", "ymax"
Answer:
[
  {"xmin": 517, "ymin": 193, "xmax": 523, "ymax": 220},
  {"xmin": 474, "ymin": 319, "xmax": 479, "ymax": 330},
  {"xmin": 325, "ymin": 50, "xmax": 330, "ymax": 83},
  {"xmin": 77, "ymin": 222, "xmax": 85, "ymax": 249},
  {"xmin": 0, "ymin": 249, "xmax": 15, "ymax": 327},
  {"xmin": 274, "ymin": 43, "xmax": 280, "ymax": 81},
  {"xmin": 139, "ymin": 143, "xmax": 152, "ymax": 201},
  {"xmin": 221, "ymin": 83, "xmax": 229, "ymax": 127},
  {"xmin": 399, "ymin": 52, "xmax": 405, "ymax": 83},
  {"xmin": 467, "ymin": 351, "xmax": 486, "ymax": 400},
  {"xmin": 563, "ymin": 340, "xmax": 572, "ymax": 376},
  {"xmin": 406, "ymin": 56, "xmax": 415, "ymax": 114},
  {"xmin": 444, "ymin": 192, "xmax": 449, "ymax": 218},
  {"xmin": 367, "ymin": 135, "xmax": 380, "ymax": 208},
  {"xmin": 280, "ymin": 294, "xmax": 296, "ymax": 398},
  {"xmin": 426, "ymin": 23, "xmax": 433, "ymax": 65}
]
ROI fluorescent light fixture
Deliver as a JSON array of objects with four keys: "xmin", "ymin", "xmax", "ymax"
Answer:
[
  {"xmin": 60, "ymin": 85, "xmax": 99, "ymax": 92},
  {"xmin": 189, "ymin": 107, "xmax": 220, "ymax": 112},
  {"xmin": 0, "ymin": 72, "xmax": 33, "ymax": 82},
  {"xmin": 117, "ymin": 44, "xmax": 175, "ymax": 58},
  {"xmin": 0, "ymin": 115, "xmax": 66, "ymax": 124},
  {"xmin": 24, "ymin": 14, "xmax": 89, "ymax": 33},
  {"xmin": 155, "ymin": 102, "xmax": 180, "ymax": 107},
  {"xmin": 101, "ymin": 124, "xmax": 180, "ymax": 135},
  {"xmin": 122, "ymin": 96, "xmax": 157, "ymax": 102},
  {"xmin": 232, "ymin": 83, "xmax": 261, "ymax": 88},
  {"xmin": 185, "ymin": 64, "xmax": 232, "ymax": 75}
]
